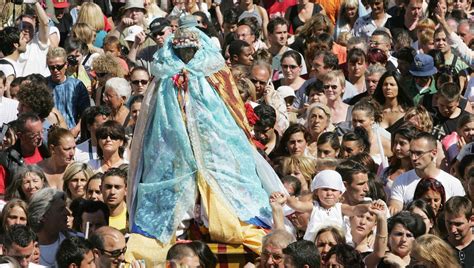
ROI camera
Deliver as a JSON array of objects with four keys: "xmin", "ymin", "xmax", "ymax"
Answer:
[{"xmin": 67, "ymin": 55, "xmax": 78, "ymax": 66}]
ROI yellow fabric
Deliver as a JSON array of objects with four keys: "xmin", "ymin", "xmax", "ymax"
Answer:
[
  {"xmin": 197, "ymin": 173, "xmax": 266, "ymax": 255},
  {"xmin": 109, "ymin": 205, "xmax": 127, "ymax": 232},
  {"xmin": 125, "ymin": 233, "xmax": 174, "ymax": 267}
]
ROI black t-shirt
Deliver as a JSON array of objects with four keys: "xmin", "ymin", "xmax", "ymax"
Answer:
[
  {"xmin": 450, "ymin": 240, "xmax": 474, "ymax": 268},
  {"xmin": 432, "ymin": 109, "xmax": 470, "ymax": 140}
]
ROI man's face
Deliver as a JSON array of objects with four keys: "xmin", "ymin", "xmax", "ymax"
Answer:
[
  {"xmin": 236, "ymin": 46, "xmax": 254, "ymax": 66},
  {"xmin": 407, "ymin": 0, "xmax": 423, "ymax": 20},
  {"xmin": 250, "ymin": 66, "xmax": 270, "ymax": 99},
  {"xmin": 223, "ymin": 23, "xmax": 238, "ymax": 35},
  {"xmin": 410, "ymin": 138, "xmax": 436, "ymax": 171},
  {"xmin": 6, "ymin": 241, "xmax": 34, "ymax": 268},
  {"xmin": 445, "ymin": 212, "xmax": 472, "ymax": 242},
  {"xmin": 344, "ymin": 172, "xmax": 369, "ymax": 203},
  {"xmin": 369, "ymin": 35, "xmax": 390, "ymax": 55},
  {"xmin": 269, "ymin": 24, "xmax": 288, "ymax": 47},
  {"xmin": 43, "ymin": 198, "xmax": 69, "ymax": 233},
  {"xmin": 235, "ymin": 25, "xmax": 255, "ymax": 45},
  {"xmin": 437, "ymin": 95, "xmax": 459, "ymax": 118},
  {"xmin": 434, "ymin": 31, "xmax": 449, "ymax": 54},
  {"xmin": 366, "ymin": 72, "xmax": 382, "ymax": 95},
  {"xmin": 47, "ymin": 57, "xmax": 67, "ymax": 83},
  {"xmin": 311, "ymin": 55, "xmax": 329, "ymax": 79},
  {"xmin": 458, "ymin": 23, "xmax": 473, "ymax": 45},
  {"xmin": 101, "ymin": 176, "xmax": 127, "ymax": 209},
  {"xmin": 261, "ymin": 245, "xmax": 285, "ymax": 268},
  {"xmin": 18, "ymin": 30, "xmax": 28, "ymax": 53},
  {"xmin": 19, "ymin": 18, "xmax": 35, "ymax": 43},
  {"xmin": 153, "ymin": 27, "xmax": 172, "ymax": 47},
  {"xmin": 81, "ymin": 210, "xmax": 108, "ymax": 235},
  {"xmin": 97, "ymin": 232, "xmax": 126, "ymax": 268},
  {"xmin": 17, "ymin": 119, "xmax": 43, "ymax": 150},
  {"xmin": 80, "ymin": 250, "xmax": 97, "ymax": 268}
]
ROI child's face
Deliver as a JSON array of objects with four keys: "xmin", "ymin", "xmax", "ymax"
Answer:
[
  {"xmin": 315, "ymin": 188, "xmax": 341, "ymax": 208},
  {"xmin": 308, "ymin": 89, "xmax": 327, "ymax": 105},
  {"xmin": 285, "ymin": 96, "xmax": 295, "ymax": 108},
  {"xmin": 104, "ymin": 44, "xmax": 121, "ymax": 57}
]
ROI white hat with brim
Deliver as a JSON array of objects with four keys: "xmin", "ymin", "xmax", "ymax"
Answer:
[
  {"xmin": 123, "ymin": 0, "xmax": 145, "ymax": 11},
  {"xmin": 310, "ymin": 170, "xmax": 346, "ymax": 193},
  {"xmin": 125, "ymin": 25, "xmax": 143, "ymax": 42},
  {"xmin": 277, "ymin": 86, "xmax": 296, "ymax": 99}
]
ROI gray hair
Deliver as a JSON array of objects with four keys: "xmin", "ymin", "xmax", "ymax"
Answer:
[
  {"xmin": 6, "ymin": 165, "xmax": 49, "ymax": 200},
  {"xmin": 105, "ymin": 77, "xmax": 131, "ymax": 103},
  {"xmin": 28, "ymin": 188, "xmax": 65, "ymax": 232},
  {"xmin": 262, "ymin": 229, "xmax": 296, "ymax": 250},
  {"xmin": 251, "ymin": 60, "xmax": 272, "ymax": 77},
  {"xmin": 365, "ymin": 63, "xmax": 386, "ymax": 77},
  {"xmin": 306, "ymin": 102, "xmax": 332, "ymax": 124}
]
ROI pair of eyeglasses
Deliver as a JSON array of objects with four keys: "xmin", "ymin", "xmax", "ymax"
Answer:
[
  {"xmin": 152, "ymin": 31, "xmax": 166, "ymax": 37},
  {"xmin": 100, "ymin": 246, "xmax": 127, "ymax": 258},
  {"xmin": 250, "ymin": 78, "xmax": 267, "ymax": 85},
  {"xmin": 131, "ymin": 79, "xmax": 148, "ymax": 85},
  {"xmin": 409, "ymin": 150, "xmax": 432, "ymax": 158},
  {"xmin": 323, "ymin": 84, "xmax": 338, "ymax": 90},
  {"xmin": 98, "ymin": 134, "xmax": 121, "ymax": 140},
  {"xmin": 48, "ymin": 63, "xmax": 67, "ymax": 71},
  {"xmin": 282, "ymin": 64, "xmax": 299, "ymax": 70}
]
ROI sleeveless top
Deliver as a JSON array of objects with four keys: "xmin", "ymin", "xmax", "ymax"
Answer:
[
  {"xmin": 239, "ymin": 6, "xmax": 263, "ymax": 26},
  {"xmin": 288, "ymin": 3, "xmax": 322, "ymax": 32}
]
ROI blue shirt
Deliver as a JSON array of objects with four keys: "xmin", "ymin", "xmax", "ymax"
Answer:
[{"xmin": 48, "ymin": 76, "xmax": 90, "ymax": 129}]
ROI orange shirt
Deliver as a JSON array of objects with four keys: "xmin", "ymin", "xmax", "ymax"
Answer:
[
  {"xmin": 332, "ymin": 43, "xmax": 347, "ymax": 65},
  {"xmin": 313, "ymin": 0, "xmax": 341, "ymax": 25}
]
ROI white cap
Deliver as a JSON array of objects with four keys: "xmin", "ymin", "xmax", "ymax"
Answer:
[
  {"xmin": 310, "ymin": 170, "xmax": 346, "ymax": 193},
  {"xmin": 277, "ymin": 86, "xmax": 296, "ymax": 99},
  {"xmin": 124, "ymin": 25, "xmax": 143, "ymax": 42}
]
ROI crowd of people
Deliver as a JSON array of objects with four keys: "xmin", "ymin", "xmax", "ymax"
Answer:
[{"xmin": 0, "ymin": 0, "xmax": 473, "ymax": 266}]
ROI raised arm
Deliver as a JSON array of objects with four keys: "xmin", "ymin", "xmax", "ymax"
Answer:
[
  {"xmin": 364, "ymin": 206, "xmax": 388, "ymax": 268},
  {"xmin": 34, "ymin": 1, "xmax": 49, "ymax": 45},
  {"xmin": 286, "ymin": 195, "xmax": 313, "ymax": 213},
  {"xmin": 269, "ymin": 194, "xmax": 285, "ymax": 230}
]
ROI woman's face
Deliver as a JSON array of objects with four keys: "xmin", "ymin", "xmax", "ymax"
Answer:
[
  {"xmin": 350, "ymin": 211, "xmax": 377, "ymax": 239},
  {"xmin": 86, "ymin": 178, "xmax": 103, "ymax": 202},
  {"xmin": 459, "ymin": 122, "xmax": 474, "ymax": 144},
  {"xmin": 287, "ymin": 132, "xmax": 307, "ymax": 156},
  {"xmin": 317, "ymin": 142, "xmax": 339, "ymax": 159},
  {"xmin": 345, "ymin": 5, "xmax": 358, "ymax": 19},
  {"xmin": 352, "ymin": 110, "xmax": 374, "ymax": 131},
  {"xmin": 370, "ymin": 0, "xmax": 385, "ymax": 15},
  {"xmin": 5, "ymin": 205, "xmax": 27, "ymax": 228},
  {"xmin": 130, "ymin": 70, "xmax": 150, "ymax": 96},
  {"xmin": 389, "ymin": 223, "xmax": 415, "ymax": 258},
  {"xmin": 21, "ymin": 172, "xmax": 44, "ymax": 200},
  {"xmin": 348, "ymin": 59, "xmax": 366, "ymax": 79},
  {"xmin": 68, "ymin": 171, "xmax": 88, "ymax": 199},
  {"xmin": 316, "ymin": 231, "xmax": 338, "ymax": 261},
  {"xmin": 392, "ymin": 134, "xmax": 411, "ymax": 159},
  {"xmin": 382, "ymin": 76, "xmax": 399, "ymax": 99},
  {"xmin": 125, "ymin": 8, "xmax": 144, "ymax": 25},
  {"xmin": 341, "ymin": 140, "xmax": 364, "ymax": 158},
  {"xmin": 52, "ymin": 136, "xmax": 76, "ymax": 166},
  {"xmin": 323, "ymin": 78, "xmax": 344, "ymax": 102},
  {"xmin": 411, "ymin": 207, "xmax": 432, "ymax": 234},
  {"xmin": 308, "ymin": 89, "xmax": 327, "ymax": 105},
  {"xmin": 281, "ymin": 56, "xmax": 301, "ymax": 81},
  {"xmin": 309, "ymin": 108, "xmax": 330, "ymax": 136},
  {"xmin": 421, "ymin": 189, "xmax": 442, "ymax": 215},
  {"xmin": 98, "ymin": 133, "xmax": 124, "ymax": 157},
  {"xmin": 103, "ymin": 87, "xmax": 124, "ymax": 110}
]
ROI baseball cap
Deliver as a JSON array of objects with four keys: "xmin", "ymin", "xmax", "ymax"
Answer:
[
  {"xmin": 149, "ymin": 17, "xmax": 170, "ymax": 35},
  {"xmin": 53, "ymin": 0, "xmax": 69, "ymax": 8},
  {"xmin": 125, "ymin": 25, "xmax": 143, "ymax": 42}
]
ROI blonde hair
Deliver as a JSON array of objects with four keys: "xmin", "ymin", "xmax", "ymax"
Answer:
[
  {"xmin": 299, "ymin": 14, "xmax": 334, "ymax": 39},
  {"xmin": 72, "ymin": 23, "xmax": 96, "ymax": 45},
  {"xmin": 412, "ymin": 234, "xmax": 461, "ymax": 268},
  {"xmin": 281, "ymin": 156, "xmax": 317, "ymax": 187},
  {"xmin": 404, "ymin": 105, "xmax": 433, "ymax": 132},
  {"xmin": 320, "ymin": 70, "xmax": 346, "ymax": 88},
  {"xmin": 236, "ymin": 78, "xmax": 257, "ymax": 102},
  {"xmin": 416, "ymin": 18, "xmax": 436, "ymax": 32},
  {"xmin": 315, "ymin": 158, "xmax": 339, "ymax": 172},
  {"xmin": 62, "ymin": 162, "xmax": 94, "ymax": 198},
  {"xmin": 46, "ymin": 47, "xmax": 67, "ymax": 61},
  {"xmin": 418, "ymin": 28, "xmax": 435, "ymax": 47},
  {"xmin": 92, "ymin": 54, "xmax": 125, "ymax": 78},
  {"xmin": 77, "ymin": 2, "xmax": 105, "ymax": 31}
]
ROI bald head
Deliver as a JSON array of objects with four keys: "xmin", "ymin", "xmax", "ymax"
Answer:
[{"xmin": 90, "ymin": 226, "xmax": 126, "ymax": 268}]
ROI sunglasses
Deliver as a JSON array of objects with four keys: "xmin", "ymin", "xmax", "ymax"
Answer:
[
  {"xmin": 48, "ymin": 63, "xmax": 67, "ymax": 71},
  {"xmin": 282, "ymin": 64, "xmax": 299, "ymax": 70},
  {"xmin": 98, "ymin": 133, "xmax": 121, "ymax": 140},
  {"xmin": 131, "ymin": 79, "xmax": 148, "ymax": 85},
  {"xmin": 323, "ymin": 84, "xmax": 338, "ymax": 90},
  {"xmin": 153, "ymin": 31, "xmax": 166, "ymax": 37},
  {"xmin": 100, "ymin": 246, "xmax": 127, "ymax": 258},
  {"xmin": 250, "ymin": 78, "xmax": 267, "ymax": 85}
]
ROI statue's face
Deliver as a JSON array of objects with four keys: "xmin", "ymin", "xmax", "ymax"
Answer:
[{"xmin": 174, "ymin": 47, "xmax": 198, "ymax": 64}]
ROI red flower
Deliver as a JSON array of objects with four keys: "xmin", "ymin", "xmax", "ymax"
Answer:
[{"xmin": 245, "ymin": 103, "xmax": 259, "ymax": 126}]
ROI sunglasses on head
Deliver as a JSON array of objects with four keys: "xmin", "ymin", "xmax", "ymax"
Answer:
[{"xmin": 48, "ymin": 63, "xmax": 66, "ymax": 71}]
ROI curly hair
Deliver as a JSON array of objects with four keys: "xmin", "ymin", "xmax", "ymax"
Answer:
[
  {"xmin": 17, "ymin": 82, "xmax": 54, "ymax": 119},
  {"xmin": 92, "ymin": 54, "xmax": 124, "ymax": 78}
]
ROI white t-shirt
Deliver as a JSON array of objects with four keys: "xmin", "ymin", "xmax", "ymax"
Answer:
[
  {"xmin": 75, "ymin": 139, "xmax": 98, "ymax": 164},
  {"xmin": 390, "ymin": 169, "xmax": 465, "ymax": 205},
  {"xmin": 0, "ymin": 57, "xmax": 22, "ymax": 78},
  {"xmin": 0, "ymin": 97, "xmax": 18, "ymax": 125},
  {"xmin": 19, "ymin": 33, "xmax": 50, "ymax": 77},
  {"xmin": 304, "ymin": 202, "xmax": 346, "ymax": 242}
]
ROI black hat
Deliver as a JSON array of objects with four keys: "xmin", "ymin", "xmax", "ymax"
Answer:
[{"xmin": 149, "ymin": 17, "xmax": 170, "ymax": 35}]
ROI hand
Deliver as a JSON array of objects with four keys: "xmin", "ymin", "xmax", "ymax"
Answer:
[
  {"xmin": 121, "ymin": 17, "xmax": 135, "ymax": 27},
  {"xmin": 369, "ymin": 202, "xmax": 386, "ymax": 219},
  {"xmin": 383, "ymin": 252, "xmax": 407, "ymax": 268},
  {"xmin": 458, "ymin": 136, "xmax": 467, "ymax": 150},
  {"xmin": 263, "ymin": 83, "xmax": 275, "ymax": 103},
  {"xmin": 129, "ymin": 260, "xmax": 146, "ymax": 268},
  {"xmin": 270, "ymin": 192, "xmax": 286, "ymax": 205},
  {"xmin": 134, "ymin": 31, "xmax": 147, "ymax": 47}
]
